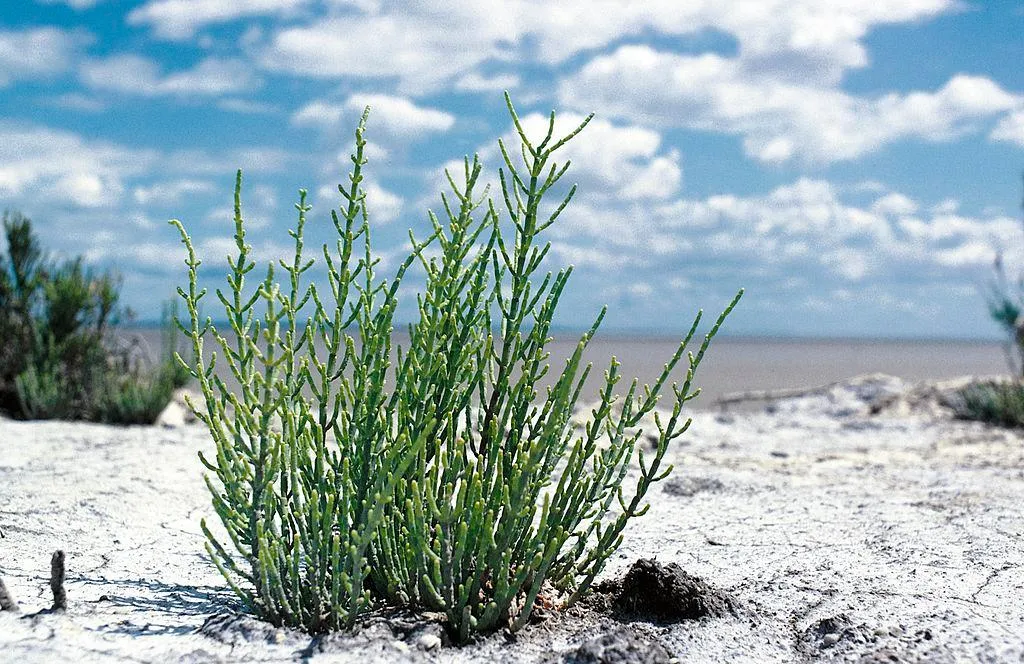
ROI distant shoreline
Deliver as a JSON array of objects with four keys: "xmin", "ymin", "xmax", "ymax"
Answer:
[{"xmin": 117, "ymin": 323, "xmax": 1009, "ymax": 346}]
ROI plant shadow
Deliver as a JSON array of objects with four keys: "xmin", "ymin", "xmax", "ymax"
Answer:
[{"xmin": 70, "ymin": 572, "xmax": 238, "ymax": 637}]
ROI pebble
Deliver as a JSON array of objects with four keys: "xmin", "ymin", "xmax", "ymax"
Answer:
[
  {"xmin": 822, "ymin": 632, "xmax": 840, "ymax": 647},
  {"xmin": 417, "ymin": 633, "xmax": 441, "ymax": 650}
]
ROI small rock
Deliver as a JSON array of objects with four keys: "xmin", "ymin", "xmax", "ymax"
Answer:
[
  {"xmin": 417, "ymin": 633, "xmax": 441, "ymax": 650},
  {"xmin": 822, "ymin": 632, "xmax": 840, "ymax": 647},
  {"xmin": 156, "ymin": 401, "xmax": 188, "ymax": 428}
]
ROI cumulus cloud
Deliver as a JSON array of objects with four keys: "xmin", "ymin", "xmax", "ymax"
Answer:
[
  {"xmin": 991, "ymin": 108, "xmax": 1024, "ymax": 146},
  {"xmin": 127, "ymin": 0, "xmax": 309, "ymax": 40},
  {"xmin": 0, "ymin": 27, "xmax": 92, "ymax": 87},
  {"xmin": 260, "ymin": 11, "xmax": 511, "ymax": 94},
  {"xmin": 0, "ymin": 123, "xmax": 155, "ymax": 209},
  {"xmin": 490, "ymin": 112, "xmax": 682, "ymax": 202},
  {"xmin": 291, "ymin": 101, "xmax": 345, "ymax": 129},
  {"xmin": 293, "ymin": 95, "xmax": 454, "ymax": 140},
  {"xmin": 559, "ymin": 46, "xmax": 1020, "ymax": 164},
  {"xmin": 80, "ymin": 55, "xmax": 260, "ymax": 97},
  {"xmin": 256, "ymin": 0, "xmax": 956, "ymax": 93},
  {"xmin": 346, "ymin": 94, "xmax": 455, "ymax": 137},
  {"xmin": 559, "ymin": 177, "xmax": 1020, "ymax": 291},
  {"xmin": 316, "ymin": 178, "xmax": 403, "ymax": 224},
  {"xmin": 871, "ymin": 192, "xmax": 918, "ymax": 217},
  {"xmin": 455, "ymin": 72, "xmax": 520, "ymax": 92},
  {"xmin": 133, "ymin": 179, "xmax": 216, "ymax": 206}
]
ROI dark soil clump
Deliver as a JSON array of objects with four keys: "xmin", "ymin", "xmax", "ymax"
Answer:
[{"xmin": 602, "ymin": 558, "xmax": 735, "ymax": 622}]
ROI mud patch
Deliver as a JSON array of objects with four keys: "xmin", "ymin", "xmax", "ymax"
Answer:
[{"xmin": 662, "ymin": 475, "xmax": 725, "ymax": 497}]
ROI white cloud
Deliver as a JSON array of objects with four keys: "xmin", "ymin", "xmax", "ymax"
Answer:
[
  {"xmin": 364, "ymin": 181, "xmax": 403, "ymax": 224},
  {"xmin": 36, "ymin": 0, "xmax": 100, "ymax": 9},
  {"xmin": 549, "ymin": 175, "xmax": 1021, "ymax": 299},
  {"xmin": 202, "ymin": 183, "xmax": 278, "ymax": 230},
  {"xmin": 133, "ymin": 179, "xmax": 216, "ymax": 206},
  {"xmin": 53, "ymin": 173, "xmax": 116, "ymax": 208},
  {"xmin": 80, "ymin": 55, "xmax": 260, "ymax": 97},
  {"xmin": 455, "ymin": 72, "xmax": 520, "ymax": 92},
  {"xmin": 199, "ymin": 236, "xmax": 293, "ymax": 266},
  {"xmin": 162, "ymin": 147, "xmax": 295, "ymax": 175},
  {"xmin": 493, "ymin": 112, "xmax": 682, "ymax": 202},
  {"xmin": 559, "ymin": 46, "xmax": 1020, "ymax": 164},
  {"xmin": 293, "ymin": 95, "xmax": 455, "ymax": 141},
  {"xmin": 217, "ymin": 98, "xmax": 278, "ymax": 115},
  {"xmin": 128, "ymin": 0, "xmax": 309, "ymax": 40},
  {"xmin": 871, "ymin": 192, "xmax": 918, "ymax": 217},
  {"xmin": 46, "ymin": 93, "xmax": 107, "ymax": 113},
  {"xmin": 345, "ymin": 94, "xmax": 455, "ymax": 138},
  {"xmin": 931, "ymin": 198, "xmax": 960, "ymax": 215},
  {"xmin": 0, "ymin": 27, "xmax": 91, "ymax": 87},
  {"xmin": 0, "ymin": 123, "xmax": 155, "ymax": 209},
  {"xmin": 991, "ymin": 108, "xmax": 1024, "ymax": 146},
  {"xmin": 256, "ymin": 1, "xmax": 956, "ymax": 93},
  {"xmin": 260, "ymin": 13, "xmax": 509, "ymax": 94},
  {"xmin": 316, "ymin": 179, "xmax": 403, "ymax": 224},
  {"xmin": 291, "ymin": 101, "xmax": 345, "ymax": 130}
]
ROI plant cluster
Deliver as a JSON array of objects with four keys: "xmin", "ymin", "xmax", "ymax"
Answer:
[
  {"xmin": 954, "ymin": 380, "xmax": 1024, "ymax": 428},
  {"xmin": 986, "ymin": 250, "xmax": 1024, "ymax": 377},
  {"xmin": 0, "ymin": 211, "xmax": 185, "ymax": 423},
  {"xmin": 984, "ymin": 173, "xmax": 1024, "ymax": 377},
  {"xmin": 173, "ymin": 95, "xmax": 741, "ymax": 640},
  {"xmin": 962, "ymin": 173, "xmax": 1024, "ymax": 428}
]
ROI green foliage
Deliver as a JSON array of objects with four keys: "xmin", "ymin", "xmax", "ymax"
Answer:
[
  {"xmin": 0, "ymin": 210, "xmax": 179, "ymax": 423},
  {"xmin": 173, "ymin": 95, "xmax": 741, "ymax": 639},
  {"xmin": 162, "ymin": 300, "xmax": 193, "ymax": 389},
  {"xmin": 985, "ymin": 173, "xmax": 1024, "ymax": 376},
  {"xmin": 986, "ymin": 251, "xmax": 1024, "ymax": 376},
  {"xmin": 954, "ymin": 380, "xmax": 1024, "ymax": 428}
]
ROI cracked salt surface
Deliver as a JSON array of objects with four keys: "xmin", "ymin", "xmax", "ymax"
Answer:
[{"xmin": 0, "ymin": 374, "xmax": 1022, "ymax": 662}]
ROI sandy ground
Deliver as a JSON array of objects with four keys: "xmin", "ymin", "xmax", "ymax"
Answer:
[{"xmin": 0, "ymin": 374, "xmax": 1022, "ymax": 663}]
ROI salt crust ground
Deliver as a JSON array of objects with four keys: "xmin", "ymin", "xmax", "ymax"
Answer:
[{"xmin": 0, "ymin": 374, "xmax": 1022, "ymax": 663}]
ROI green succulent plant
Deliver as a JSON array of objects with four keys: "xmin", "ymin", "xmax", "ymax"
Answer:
[{"xmin": 172, "ymin": 94, "xmax": 741, "ymax": 639}]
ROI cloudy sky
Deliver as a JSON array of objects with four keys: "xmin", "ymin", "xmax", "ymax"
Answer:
[{"xmin": 2, "ymin": 1, "xmax": 1023, "ymax": 338}]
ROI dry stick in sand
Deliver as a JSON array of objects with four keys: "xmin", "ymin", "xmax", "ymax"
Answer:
[
  {"xmin": 0, "ymin": 523, "xmax": 16, "ymax": 612},
  {"xmin": 50, "ymin": 550, "xmax": 66, "ymax": 611},
  {"xmin": 0, "ymin": 576, "xmax": 17, "ymax": 612}
]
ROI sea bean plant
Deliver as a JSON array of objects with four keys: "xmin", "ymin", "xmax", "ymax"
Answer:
[{"xmin": 172, "ymin": 94, "xmax": 741, "ymax": 639}]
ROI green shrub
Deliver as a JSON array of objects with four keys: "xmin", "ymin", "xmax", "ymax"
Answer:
[
  {"xmin": 173, "ymin": 95, "xmax": 741, "ymax": 639},
  {"xmin": 986, "ymin": 250, "xmax": 1024, "ymax": 376},
  {"xmin": 953, "ymin": 380, "xmax": 1024, "ymax": 428},
  {"xmin": 0, "ymin": 211, "xmax": 180, "ymax": 423}
]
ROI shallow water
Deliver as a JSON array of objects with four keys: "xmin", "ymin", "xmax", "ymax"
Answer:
[{"xmin": 123, "ymin": 327, "xmax": 1010, "ymax": 410}]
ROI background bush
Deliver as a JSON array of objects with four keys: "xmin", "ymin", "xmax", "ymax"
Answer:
[
  {"xmin": 953, "ymin": 380, "xmax": 1024, "ymax": 428},
  {"xmin": 0, "ymin": 211, "xmax": 183, "ymax": 423},
  {"xmin": 175, "ymin": 96, "xmax": 740, "ymax": 639}
]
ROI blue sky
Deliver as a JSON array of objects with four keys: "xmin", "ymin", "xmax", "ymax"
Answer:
[{"xmin": 1, "ymin": 1, "xmax": 1023, "ymax": 339}]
